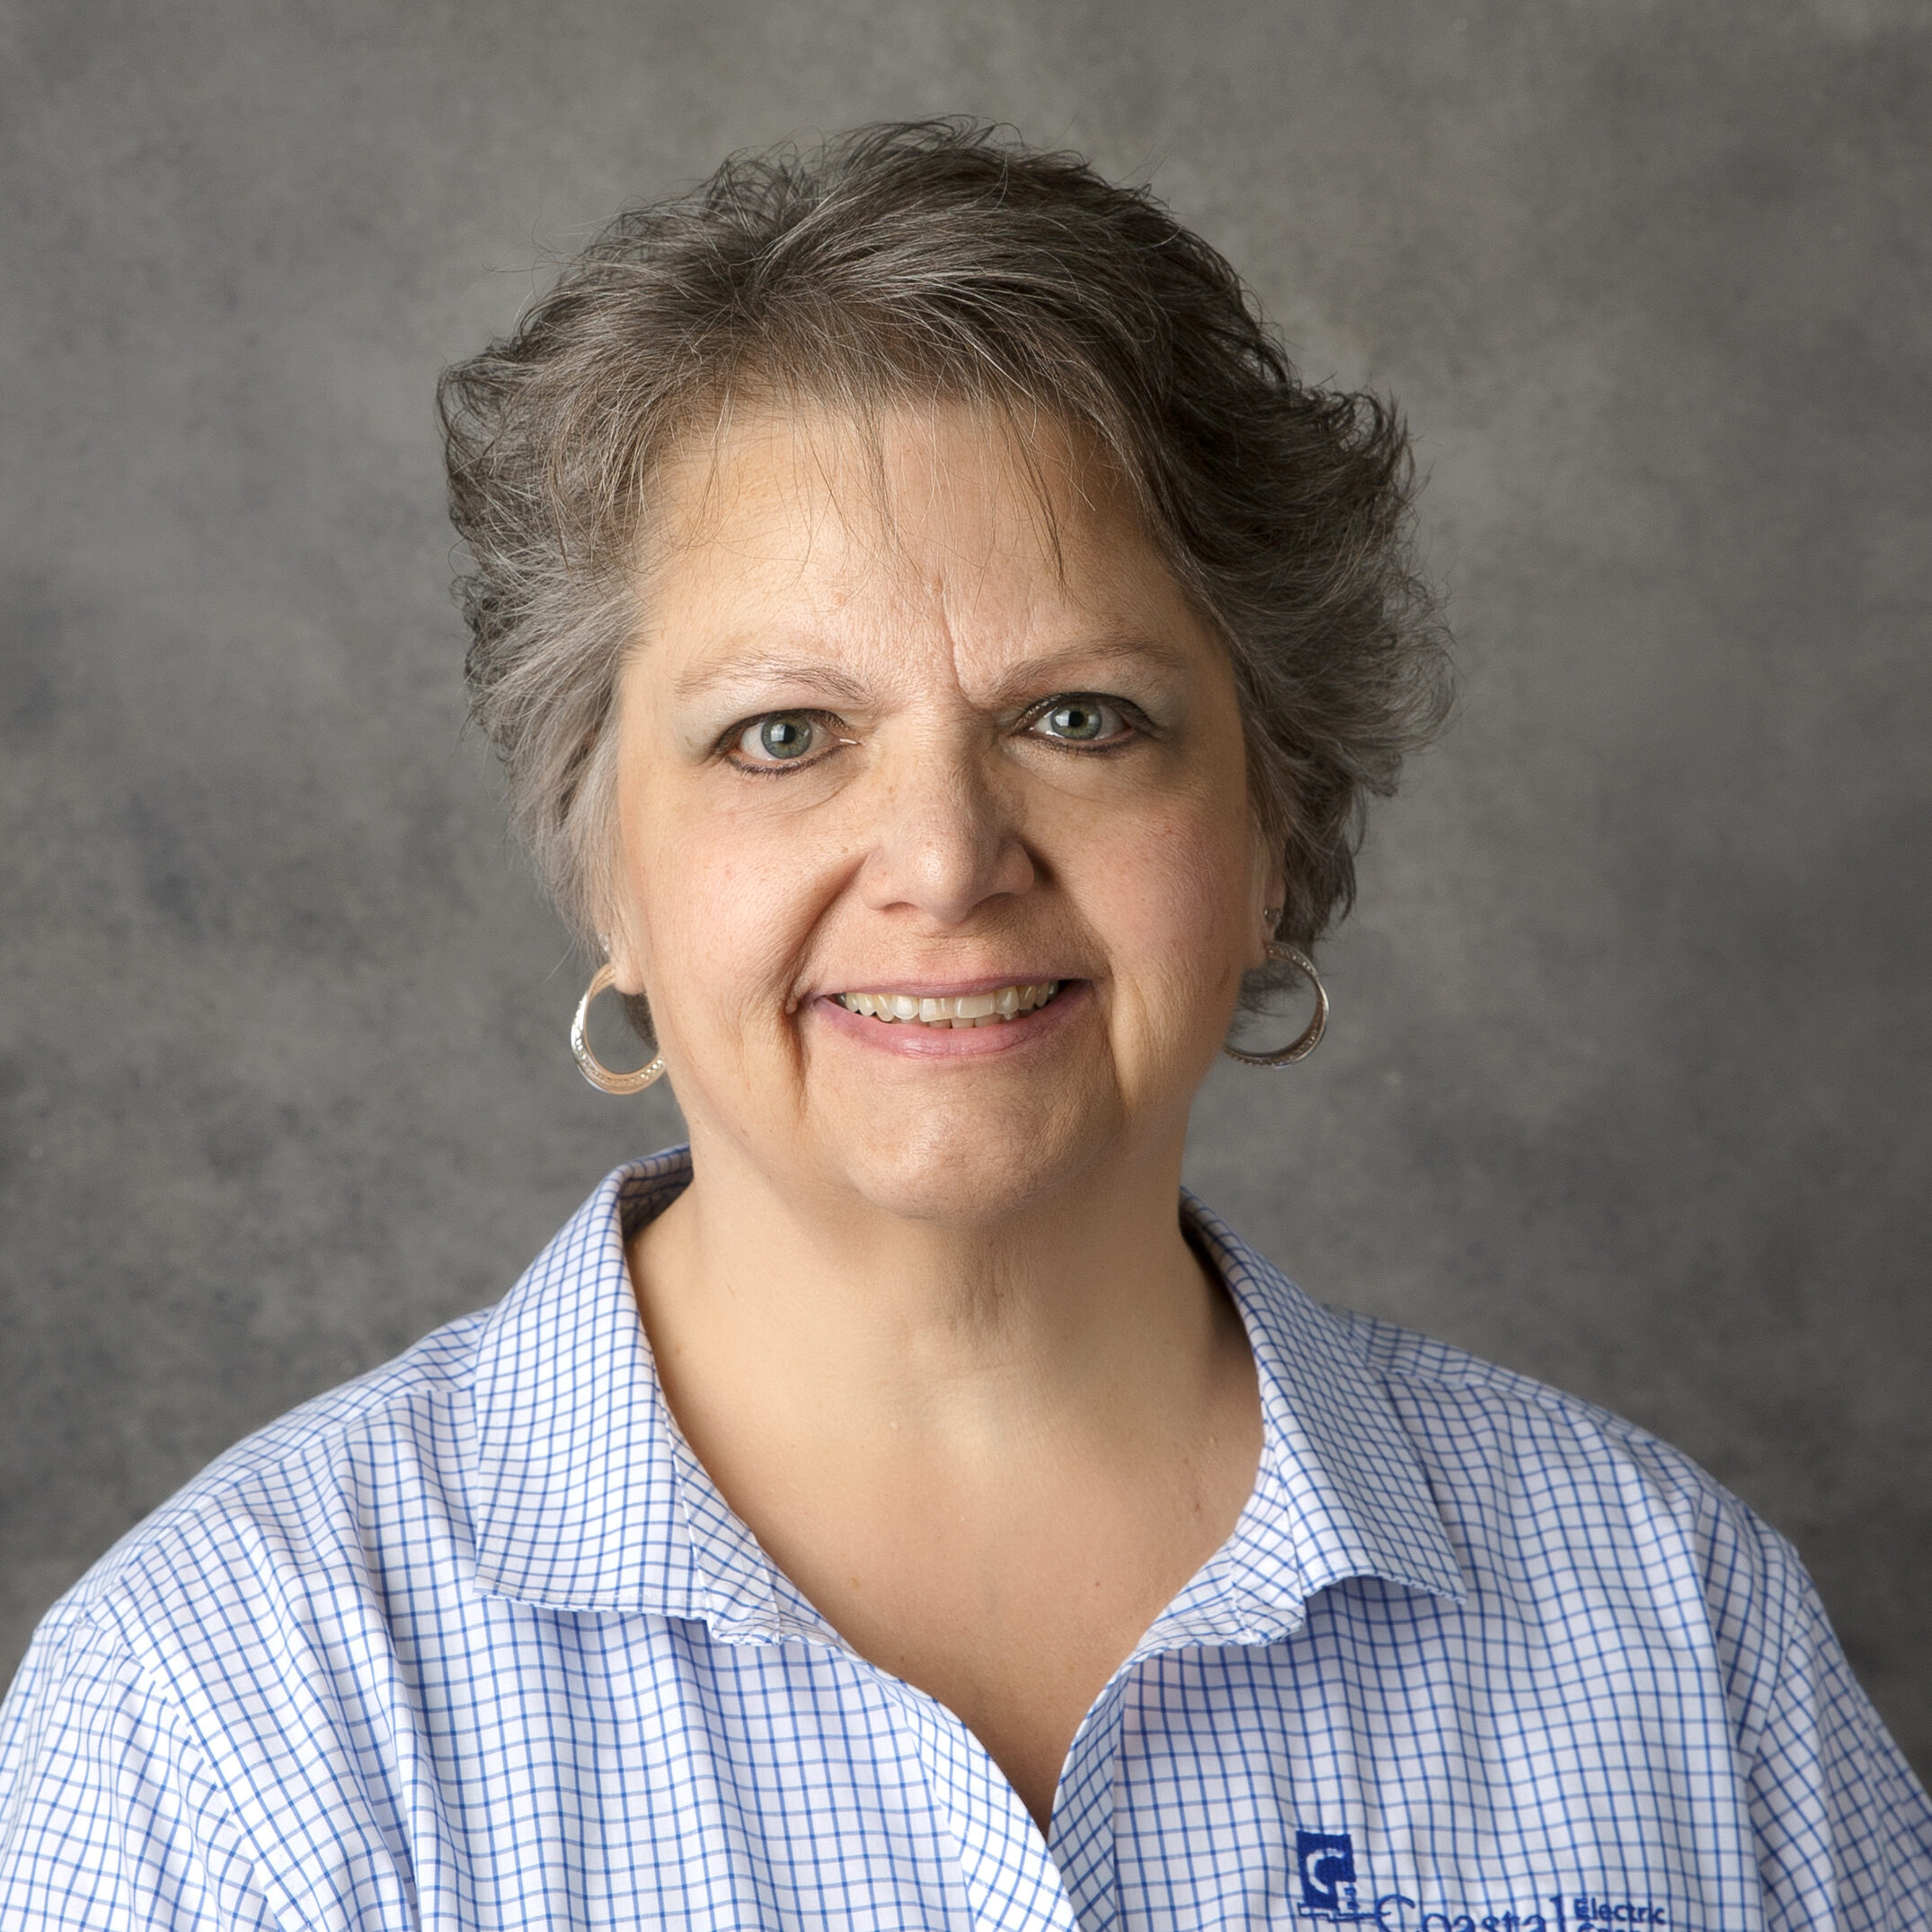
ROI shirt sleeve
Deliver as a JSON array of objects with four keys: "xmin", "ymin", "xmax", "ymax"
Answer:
[
  {"xmin": 0, "ymin": 1601, "xmax": 279, "ymax": 1932},
  {"xmin": 1707, "ymin": 1503, "xmax": 1932, "ymax": 1930}
]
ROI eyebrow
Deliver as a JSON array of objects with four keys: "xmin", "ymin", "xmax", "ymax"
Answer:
[
  {"xmin": 977, "ymin": 633, "xmax": 1196, "ymax": 707},
  {"xmin": 672, "ymin": 632, "xmax": 1195, "ymax": 709},
  {"xmin": 672, "ymin": 649, "xmax": 873, "ymax": 706}
]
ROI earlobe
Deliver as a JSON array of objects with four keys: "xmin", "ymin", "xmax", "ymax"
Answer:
[
  {"xmin": 1254, "ymin": 904, "xmax": 1286, "ymax": 972},
  {"xmin": 1250, "ymin": 841, "xmax": 1289, "ymax": 963},
  {"xmin": 598, "ymin": 924, "xmax": 647, "ymax": 997}
]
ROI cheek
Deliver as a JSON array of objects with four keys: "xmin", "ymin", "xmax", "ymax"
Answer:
[
  {"xmin": 619, "ymin": 781, "xmax": 844, "ymax": 1024},
  {"xmin": 1073, "ymin": 791, "xmax": 1254, "ymax": 1007}
]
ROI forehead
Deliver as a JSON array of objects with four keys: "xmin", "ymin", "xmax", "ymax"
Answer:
[{"xmin": 636, "ymin": 398, "xmax": 1202, "ymax": 685}]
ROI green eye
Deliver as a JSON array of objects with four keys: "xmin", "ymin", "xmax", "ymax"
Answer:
[
  {"xmin": 744, "ymin": 713, "xmax": 815, "ymax": 760},
  {"xmin": 1032, "ymin": 698, "xmax": 1123, "ymax": 743}
]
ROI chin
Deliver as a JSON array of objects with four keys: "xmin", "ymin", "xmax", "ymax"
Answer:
[{"xmin": 828, "ymin": 1086, "xmax": 1120, "ymax": 1227}]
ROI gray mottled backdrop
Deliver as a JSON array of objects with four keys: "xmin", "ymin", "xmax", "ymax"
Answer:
[{"xmin": 4, "ymin": 0, "xmax": 1928, "ymax": 1775}]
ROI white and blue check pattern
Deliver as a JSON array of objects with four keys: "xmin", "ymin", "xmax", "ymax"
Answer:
[{"xmin": 4, "ymin": 1147, "xmax": 1928, "ymax": 1928}]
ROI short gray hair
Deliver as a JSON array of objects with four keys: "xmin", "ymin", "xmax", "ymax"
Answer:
[{"xmin": 439, "ymin": 120, "xmax": 1450, "ymax": 1011}]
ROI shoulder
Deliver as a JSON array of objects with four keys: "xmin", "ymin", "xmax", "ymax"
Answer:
[
  {"xmin": 1331, "ymin": 1301, "xmax": 1750, "ymax": 1515},
  {"xmin": 18, "ymin": 1157, "xmax": 660, "ymax": 1684},
  {"xmin": 28, "ymin": 1304, "xmax": 492, "ymax": 1671},
  {"xmin": 1, "ymin": 1305, "xmax": 496, "ymax": 1918},
  {"xmin": 1323, "ymin": 1302, "xmax": 1811, "ymax": 1691},
  {"xmin": 1221, "ymin": 1255, "xmax": 1932, "ymax": 1911},
  {"xmin": 1191, "ymin": 1191, "xmax": 1803, "ymax": 1642}
]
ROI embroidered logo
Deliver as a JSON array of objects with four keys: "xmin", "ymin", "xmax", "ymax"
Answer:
[
  {"xmin": 1290, "ymin": 1830, "xmax": 1671, "ymax": 1930},
  {"xmin": 1298, "ymin": 1831, "xmax": 1359, "ymax": 1915}
]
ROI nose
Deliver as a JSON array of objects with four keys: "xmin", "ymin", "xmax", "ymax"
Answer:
[{"xmin": 855, "ymin": 735, "xmax": 1035, "ymax": 925}]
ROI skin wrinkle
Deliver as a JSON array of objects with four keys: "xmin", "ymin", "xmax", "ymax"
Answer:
[{"xmin": 648, "ymin": 380, "xmax": 1104, "ymax": 623}]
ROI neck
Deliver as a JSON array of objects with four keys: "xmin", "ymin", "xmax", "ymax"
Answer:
[{"xmin": 630, "ymin": 1125, "xmax": 1236, "ymax": 1456}]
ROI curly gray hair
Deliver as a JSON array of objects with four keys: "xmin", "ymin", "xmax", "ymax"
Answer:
[{"xmin": 439, "ymin": 120, "xmax": 1449, "ymax": 1019}]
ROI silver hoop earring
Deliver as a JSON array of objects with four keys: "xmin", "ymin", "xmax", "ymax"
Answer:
[
  {"xmin": 570, "ymin": 962, "xmax": 667, "ymax": 1095},
  {"xmin": 1222, "ymin": 942, "xmax": 1328, "ymax": 1068}
]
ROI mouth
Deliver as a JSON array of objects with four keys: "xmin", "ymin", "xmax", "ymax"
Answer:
[{"xmin": 833, "ymin": 980, "xmax": 1065, "ymax": 1030}]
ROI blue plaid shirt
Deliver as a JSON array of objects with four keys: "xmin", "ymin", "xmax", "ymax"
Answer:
[{"xmin": 4, "ymin": 1148, "xmax": 1928, "ymax": 1928}]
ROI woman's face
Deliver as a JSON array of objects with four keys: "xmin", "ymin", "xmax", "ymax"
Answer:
[{"xmin": 606, "ymin": 402, "xmax": 1280, "ymax": 1225}]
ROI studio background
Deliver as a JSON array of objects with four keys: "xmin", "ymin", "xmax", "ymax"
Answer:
[{"xmin": 4, "ymin": 0, "xmax": 1928, "ymax": 1775}]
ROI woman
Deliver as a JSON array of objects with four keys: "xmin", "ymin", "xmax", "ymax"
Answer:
[{"xmin": 3, "ymin": 121, "xmax": 1927, "ymax": 1929}]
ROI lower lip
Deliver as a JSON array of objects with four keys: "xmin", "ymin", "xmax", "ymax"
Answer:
[{"xmin": 811, "ymin": 981, "xmax": 1090, "ymax": 1059}]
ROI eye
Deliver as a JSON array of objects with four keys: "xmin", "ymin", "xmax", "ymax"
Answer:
[
  {"xmin": 730, "ymin": 711, "xmax": 842, "ymax": 768},
  {"xmin": 1025, "ymin": 696, "xmax": 1134, "ymax": 747}
]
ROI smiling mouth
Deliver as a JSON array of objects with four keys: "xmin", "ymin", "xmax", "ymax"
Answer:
[{"xmin": 835, "ymin": 981, "xmax": 1065, "ymax": 1029}]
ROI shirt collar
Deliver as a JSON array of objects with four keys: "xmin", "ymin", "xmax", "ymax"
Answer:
[
  {"xmin": 1142, "ymin": 1189, "xmax": 1467, "ymax": 1653},
  {"xmin": 468, "ymin": 1151, "xmax": 1466, "ymax": 1640}
]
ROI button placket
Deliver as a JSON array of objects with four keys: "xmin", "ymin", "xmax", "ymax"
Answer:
[
  {"xmin": 1045, "ymin": 1673, "xmax": 1133, "ymax": 1932},
  {"xmin": 873, "ymin": 1671, "xmax": 1084, "ymax": 1932}
]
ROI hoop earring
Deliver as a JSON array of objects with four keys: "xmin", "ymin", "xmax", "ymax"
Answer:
[
  {"xmin": 1222, "ymin": 942, "xmax": 1328, "ymax": 1067},
  {"xmin": 570, "ymin": 962, "xmax": 666, "ymax": 1095}
]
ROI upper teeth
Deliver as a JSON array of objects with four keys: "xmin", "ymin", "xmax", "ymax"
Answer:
[{"xmin": 837, "ymin": 982, "xmax": 1062, "ymax": 1027}]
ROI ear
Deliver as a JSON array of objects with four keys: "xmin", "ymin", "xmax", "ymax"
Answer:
[
  {"xmin": 1247, "ymin": 826, "xmax": 1288, "ymax": 963},
  {"xmin": 598, "ymin": 897, "xmax": 651, "ymax": 998}
]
